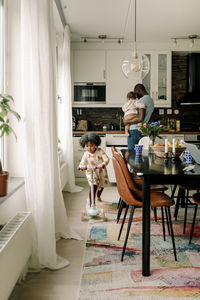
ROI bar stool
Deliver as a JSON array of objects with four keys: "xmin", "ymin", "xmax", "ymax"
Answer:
[
  {"xmin": 174, "ymin": 185, "xmax": 200, "ymax": 234},
  {"xmin": 189, "ymin": 193, "xmax": 200, "ymax": 244}
]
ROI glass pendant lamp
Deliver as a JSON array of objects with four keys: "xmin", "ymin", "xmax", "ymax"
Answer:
[{"xmin": 122, "ymin": 0, "xmax": 150, "ymax": 81}]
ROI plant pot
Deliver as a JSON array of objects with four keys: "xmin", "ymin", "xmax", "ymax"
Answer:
[{"xmin": 0, "ymin": 171, "xmax": 9, "ymax": 197}]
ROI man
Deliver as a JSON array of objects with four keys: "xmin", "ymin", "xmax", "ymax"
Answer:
[{"xmin": 123, "ymin": 83, "xmax": 154, "ymax": 150}]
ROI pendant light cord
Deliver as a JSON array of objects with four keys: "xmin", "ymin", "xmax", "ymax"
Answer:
[
  {"xmin": 134, "ymin": 0, "xmax": 136, "ymax": 43},
  {"xmin": 122, "ymin": 0, "xmax": 132, "ymax": 41}
]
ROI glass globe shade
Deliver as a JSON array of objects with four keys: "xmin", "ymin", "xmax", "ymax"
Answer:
[{"xmin": 122, "ymin": 53, "xmax": 150, "ymax": 81}]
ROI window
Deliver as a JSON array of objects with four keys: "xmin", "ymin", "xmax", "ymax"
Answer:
[{"xmin": 0, "ymin": 0, "xmax": 4, "ymax": 165}]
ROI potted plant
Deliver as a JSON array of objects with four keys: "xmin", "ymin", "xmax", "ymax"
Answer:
[
  {"xmin": 0, "ymin": 94, "xmax": 21, "ymax": 196},
  {"xmin": 139, "ymin": 122, "xmax": 164, "ymax": 146}
]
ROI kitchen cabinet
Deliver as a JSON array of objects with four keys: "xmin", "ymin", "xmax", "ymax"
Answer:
[
  {"xmin": 106, "ymin": 134, "xmax": 128, "ymax": 182},
  {"xmin": 141, "ymin": 51, "xmax": 171, "ymax": 108},
  {"xmin": 73, "ymin": 50, "xmax": 106, "ymax": 83},
  {"xmin": 106, "ymin": 50, "xmax": 134, "ymax": 106},
  {"xmin": 73, "ymin": 136, "xmax": 106, "ymax": 180}
]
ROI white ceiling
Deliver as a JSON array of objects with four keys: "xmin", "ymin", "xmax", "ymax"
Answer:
[{"xmin": 60, "ymin": 0, "xmax": 200, "ymax": 43}]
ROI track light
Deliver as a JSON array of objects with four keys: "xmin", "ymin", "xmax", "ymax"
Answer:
[
  {"xmin": 81, "ymin": 35, "xmax": 123, "ymax": 44},
  {"xmin": 171, "ymin": 34, "xmax": 200, "ymax": 48}
]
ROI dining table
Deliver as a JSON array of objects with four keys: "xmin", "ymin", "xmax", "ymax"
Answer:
[{"xmin": 122, "ymin": 149, "xmax": 200, "ymax": 277}]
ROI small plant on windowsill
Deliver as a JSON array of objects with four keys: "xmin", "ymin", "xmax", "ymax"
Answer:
[{"xmin": 0, "ymin": 94, "xmax": 21, "ymax": 196}]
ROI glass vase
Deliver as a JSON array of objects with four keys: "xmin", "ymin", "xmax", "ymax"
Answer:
[{"xmin": 149, "ymin": 136, "xmax": 156, "ymax": 154}]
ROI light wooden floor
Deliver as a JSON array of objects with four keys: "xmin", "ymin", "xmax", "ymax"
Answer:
[{"xmin": 9, "ymin": 182, "xmax": 119, "ymax": 300}]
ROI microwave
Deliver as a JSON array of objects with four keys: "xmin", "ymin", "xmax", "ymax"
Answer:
[{"xmin": 74, "ymin": 83, "xmax": 106, "ymax": 102}]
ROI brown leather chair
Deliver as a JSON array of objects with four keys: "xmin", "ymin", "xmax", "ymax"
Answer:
[
  {"xmin": 112, "ymin": 153, "xmax": 177, "ymax": 262},
  {"xmin": 111, "ymin": 147, "xmax": 168, "ymax": 223},
  {"xmin": 188, "ymin": 193, "xmax": 200, "ymax": 244}
]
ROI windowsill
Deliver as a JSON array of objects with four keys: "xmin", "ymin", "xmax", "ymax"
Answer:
[{"xmin": 0, "ymin": 177, "xmax": 25, "ymax": 205}]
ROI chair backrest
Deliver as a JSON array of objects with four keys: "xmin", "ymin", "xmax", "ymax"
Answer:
[
  {"xmin": 138, "ymin": 136, "xmax": 151, "ymax": 150},
  {"xmin": 112, "ymin": 147, "xmax": 136, "ymax": 189},
  {"xmin": 112, "ymin": 156, "xmax": 142, "ymax": 206},
  {"xmin": 111, "ymin": 147, "xmax": 142, "ymax": 201}
]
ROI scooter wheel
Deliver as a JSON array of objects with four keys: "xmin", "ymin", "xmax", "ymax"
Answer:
[{"xmin": 81, "ymin": 211, "xmax": 85, "ymax": 221}]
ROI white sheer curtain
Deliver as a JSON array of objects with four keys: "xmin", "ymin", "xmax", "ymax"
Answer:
[
  {"xmin": 58, "ymin": 26, "xmax": 83, "ymax": 193},
  {"xmin": 21, "ymin": 0, "xmax": 81, "ymax": 270}
]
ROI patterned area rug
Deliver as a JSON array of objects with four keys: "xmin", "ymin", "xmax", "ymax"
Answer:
[{"xmin": 78, "ymin": 201, "xmax": 200, "ymax": 300}]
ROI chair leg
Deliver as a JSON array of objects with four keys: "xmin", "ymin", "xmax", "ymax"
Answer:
[
  {"xmin": 189, "ymin": 204, "xmax": 198, "ymax": 244},
  {"xmin": 121, "ymin": 206, "xmax": 135, "ymax": 262},
  {"xmin": 153, "ymin": 207, "xmax": 157, "ymax": 222},
  {"xmin": 118, "ymin": 204, "xmax": 129, "ymax": 240},
  {"xmin": 161, "ymin": 207, "xmax": 166, "ymax": 241},
  {"xmin": 117, "ymin": 197, "xmax": 121, "ymax": 208},
  {"xmin": 171, "ymin": 184, "xmax": 177, "ymax": 199},
  {"xmin": 167, "ymin": 207, "xmax": 177, "ymax": 261},
  {"xmin": 174, "ymin": 188, "xmax": 182, "ymax": 220},
  {"xmin": 165, "ymin": 206, "xmax": 171, "ymax": 236},
  {"xmin": 183, "ymin": 197, "xmax": 189, "ymax": 234},
  {"xmin": 117, "ymin": 199, "xmax": 125, "ymax": 223}
]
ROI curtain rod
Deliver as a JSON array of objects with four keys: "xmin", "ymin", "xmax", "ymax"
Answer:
[{"xmin": 54, "ymin": 0, "xmax": 67, "ymax": 28}]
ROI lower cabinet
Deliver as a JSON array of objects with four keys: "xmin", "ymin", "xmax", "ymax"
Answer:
[
  {"xmin": 106, "ymin": 134, "xmax": 128, "ymax": 183},
  {"xmin": 158, "ymin": 134, "xmax": 184, "ymax": 144},
  {"xmin": 73, "ymin": 137, "xmax": 86, "ymax": 179}
]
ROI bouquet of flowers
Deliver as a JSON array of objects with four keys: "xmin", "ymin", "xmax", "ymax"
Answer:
[{"xmin": 140, "ymin": 122, "xmax": 163, "ymax": 145}]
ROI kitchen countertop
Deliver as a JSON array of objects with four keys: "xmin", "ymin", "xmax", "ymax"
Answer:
[{"xmin": 73, "ymin": 131, "xmax": 200, "ymax": 135}]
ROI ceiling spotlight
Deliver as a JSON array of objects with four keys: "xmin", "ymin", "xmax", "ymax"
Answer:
[
  {"xmin": 83, "ymin": 37, "xmax": 87, "ymax": 43},
  {"xmin": 172, "ymin": 38, "xmax": 177, "ymax": 48},
  {"xmin": 189, "ymin": 38, "xmax": 194, "ymax": 48},
  {"xmin": 98, "ymin": 35, "xmax": 107, "ymax": 40}
]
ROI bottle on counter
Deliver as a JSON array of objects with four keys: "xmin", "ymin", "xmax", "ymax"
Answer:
[
  {"xmin": 176, "ymin": 120, "xmax": 180, "ymax": 131},
  {"xmin": 167, "ymin": 118, "xmax": 170, "ymax": 131}
]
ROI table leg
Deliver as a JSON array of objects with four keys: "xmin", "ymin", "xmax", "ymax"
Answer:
[{"xmin": 142, "ymin": 176, "xmax": 150, "ymax": 276}]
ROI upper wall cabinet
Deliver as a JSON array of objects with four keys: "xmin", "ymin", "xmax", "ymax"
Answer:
[
  {"xmin": 141, "ymin": 51, "xmax": 171, "ymax": 107},
  {"xmin": 106, "ymin": 50, "xmax": 134, "ymax": 106},
  {"xmin": 73, "ymin": 50, "xmax": 106, "ymax": 83}
]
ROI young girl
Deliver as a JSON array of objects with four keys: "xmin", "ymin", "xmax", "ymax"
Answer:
[
  {"xmin": 122, "ymin": 91, "xmax": 145, "ymax": 136},
  {"xmin": 78, "ymin": 133, "xmax": 109, "ymax": 206}
]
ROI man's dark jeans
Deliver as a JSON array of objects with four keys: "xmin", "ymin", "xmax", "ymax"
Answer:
[{"xmin": 128, "ymin": 129, "xmax": 142, "ymax": 150}]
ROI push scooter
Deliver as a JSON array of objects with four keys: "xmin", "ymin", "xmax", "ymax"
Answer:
[{"xmin": 78, "ymin": 164, "xmax": 106, "ymax": 221}]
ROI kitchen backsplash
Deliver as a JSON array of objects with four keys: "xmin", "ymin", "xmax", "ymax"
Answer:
[
  {"xmin": 72, "ymin": 53, "xmax": 200, "ymax": 132},
  {"xmin": 72, "ymin": 108, "xmax": 124, "ymax": 131}
]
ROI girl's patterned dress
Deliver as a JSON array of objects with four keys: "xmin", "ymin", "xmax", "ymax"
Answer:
[{"xmin": 79, "ymin": 147, "xmax": 109, "ymax": 190}]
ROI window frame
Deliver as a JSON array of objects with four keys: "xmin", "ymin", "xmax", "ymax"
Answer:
[{"xmin": 0, "ymin": 0, "xmax": 5, "ymax": 167}]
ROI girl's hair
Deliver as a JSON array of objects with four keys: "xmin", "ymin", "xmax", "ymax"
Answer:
[{"xmin": 79, "ymin": 133, "xmax": 101, "ymax": 148}]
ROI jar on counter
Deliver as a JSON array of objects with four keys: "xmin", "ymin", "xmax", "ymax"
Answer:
[
  {"xmin": 176, "ymin": 120, "xmax": 180, "ymax": 131},
  {"xmin": 103, "ymin": 125, "xmax": 107, "ymax": 131}
]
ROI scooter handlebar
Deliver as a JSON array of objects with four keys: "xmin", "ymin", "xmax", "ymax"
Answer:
[{"xmin": 78, "ymin": 164, "xmax": 105, "ymax": 171}]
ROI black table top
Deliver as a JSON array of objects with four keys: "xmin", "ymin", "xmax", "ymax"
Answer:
[{"xmin": 122, "ymin": 149, "xmax": 200, "ymax": 182}]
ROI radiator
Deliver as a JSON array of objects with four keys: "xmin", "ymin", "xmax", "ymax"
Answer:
[{"xmin": 0, "ymin": 212, "xmax": 32, "ymax": 300}]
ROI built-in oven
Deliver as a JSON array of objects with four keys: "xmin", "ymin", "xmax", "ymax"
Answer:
[
  {"xmin": 184, "ymin": 134, "xmax": 200, "ymax": 149},
  {"xmin": 74, "ymin": 82, "xmax": 106, "ymax": 102}
]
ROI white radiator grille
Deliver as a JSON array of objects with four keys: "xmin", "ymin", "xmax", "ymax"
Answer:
[{"xmin": 0, "ymin": 212, "xmax": 31, "ymax": 252}]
